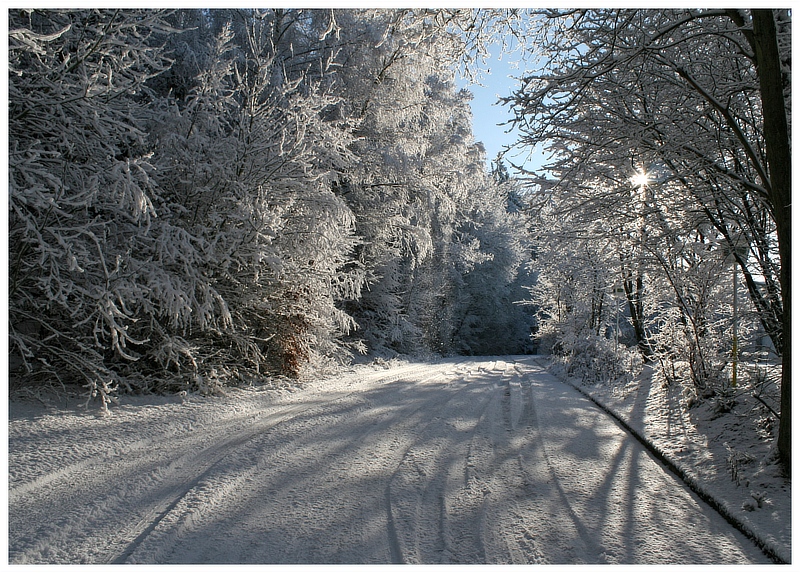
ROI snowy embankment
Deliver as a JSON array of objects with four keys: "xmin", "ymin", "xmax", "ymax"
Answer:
[
  {"xmin": 540, "ymin": 357, "xmax": 791, "ymax": 564},
  {"xmin": 7, "ymin": 356, "xmax": 779, "ymax": 564}
]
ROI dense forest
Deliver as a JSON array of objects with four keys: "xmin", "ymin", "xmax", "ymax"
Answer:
[{"xmin": 8, "ymin": 9, "xmax": 790, "ymax": 472}]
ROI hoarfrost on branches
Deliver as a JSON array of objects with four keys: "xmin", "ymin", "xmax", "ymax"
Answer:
[{"xmin": 9, "ymin": 8, "xmax": 534, "ymax": 396}]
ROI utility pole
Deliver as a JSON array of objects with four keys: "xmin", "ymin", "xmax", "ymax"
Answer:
[
  {"xmin": 732, "ymin": 257, "xmax": 739, "ymax": 387},
  {"xmin": 721, "ymin": 236, "xmax": 748, "ymax": 389}
]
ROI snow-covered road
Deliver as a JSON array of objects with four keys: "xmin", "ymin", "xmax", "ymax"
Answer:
[{"xmin": 8, "ymin": 357, "xmax": 770, "ymax": 564}]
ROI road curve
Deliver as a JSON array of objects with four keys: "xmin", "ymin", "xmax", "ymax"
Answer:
[{"xmin": 8, "ymin": 357, "xmax": 769, "ymax": 564}]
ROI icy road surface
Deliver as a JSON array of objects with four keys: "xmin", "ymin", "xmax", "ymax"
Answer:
[{"xmin": 8, "ymin": 357, "xmax": 770, "ymax": 564}]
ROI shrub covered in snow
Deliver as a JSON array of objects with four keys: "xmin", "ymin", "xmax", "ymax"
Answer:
[{"xmin": 9, "ymin": 8, "xmax": 535, "ymax": 400}]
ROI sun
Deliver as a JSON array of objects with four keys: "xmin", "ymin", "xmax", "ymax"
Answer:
[{"xmin": 630, "ymin": 170, "xmax": 650, "ymax": 187}]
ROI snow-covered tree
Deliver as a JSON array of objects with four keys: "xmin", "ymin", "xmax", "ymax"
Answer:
[
  {"xmin": 9, "ymin": 9, "xmax": 176, "ymax": 401},
  {"xmin": 313, "ymin": 9, "xmax": 533, "ymax": 356},
  {"xmin": 9, "ymin": 9, "xmax": 364, "ymax": 396},
  {"xmin": 9, "ymin": 8, "xmax": 537, "ymax": 403},
  {"xmin": 506, "ymin": 9, "xmax": 790, "ymax": 472},
  {"xmin": 148, "ymin": 11, "xmax": 364, "ymax": 379}
]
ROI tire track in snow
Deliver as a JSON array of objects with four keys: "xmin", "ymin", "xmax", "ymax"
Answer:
[
  {"xmin": 386, "ymin": 359, "xmax": 514, "ymax": 563},
  {"xmin": 104, "ymin": 402, "xmax": 318, "ymax": 564},
  {"xmin": 9, "ymin": 357, "xmax": 772, "ymax": 564},
  {"xmin": 384, "ymin": 367, "xmax": 492, "ymax": 563},
  {"xmin": 138, "ymin": 361, "xmax": 483, "ymax": 564},
  {"xmin": 10, "ymin": 397, "xmax": 342, "ymax": 564},
  {"xmin": 522, "ymin": 371, "xmax": 606, "ymax": 561},
  {"xmin": 481, "ymin": 368, "xmax": 533, "ymax": 563},
  {"xmin": 110, "ymin": 361, "xmax": 470, "ymax": 564},
  {"xmin": 468, "ymin": 362, "xmax": 554, "ymax": 564},
  {"xmin": 11, "ymin": 362, "xmax": 456, "ymax": 564},
  {"xmin": 9, "ymin": 409, "xmax": 266, "ymax": 563}
]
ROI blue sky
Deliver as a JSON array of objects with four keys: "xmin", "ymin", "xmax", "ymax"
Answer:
[{"xmin": 457, "ymin": 45, "xmax": 549, "ymax": 175}]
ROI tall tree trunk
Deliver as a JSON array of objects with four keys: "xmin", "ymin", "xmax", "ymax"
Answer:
[
  {"xmin": 621, "ymin": 265, "xmax": 653, "ymax": 361},
  {"xmin": 751, "ymin": 9, "xmax": 791, "ymax": 476}
]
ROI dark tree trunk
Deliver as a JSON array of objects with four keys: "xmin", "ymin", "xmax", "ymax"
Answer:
[
  {"xmin": 622, "ymin": 266, "xmax": 653, "ymax": 361},
  {"xmin": 751, "ymin": 9, "xmax": 791, "ymax": 476}
]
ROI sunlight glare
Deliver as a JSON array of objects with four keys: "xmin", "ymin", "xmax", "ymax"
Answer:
[{"xmin": 631, "ymin": 171, "xmax": 650, "ymax": 187}]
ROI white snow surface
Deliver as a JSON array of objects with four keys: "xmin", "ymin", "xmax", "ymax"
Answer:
[
  {"xmin": 7, "ymin": 356, "xmax": 787, "ymax": 565},
  {"xmin": 546, "ymin": 358, "xmax": 791, "ymax": 564}
]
